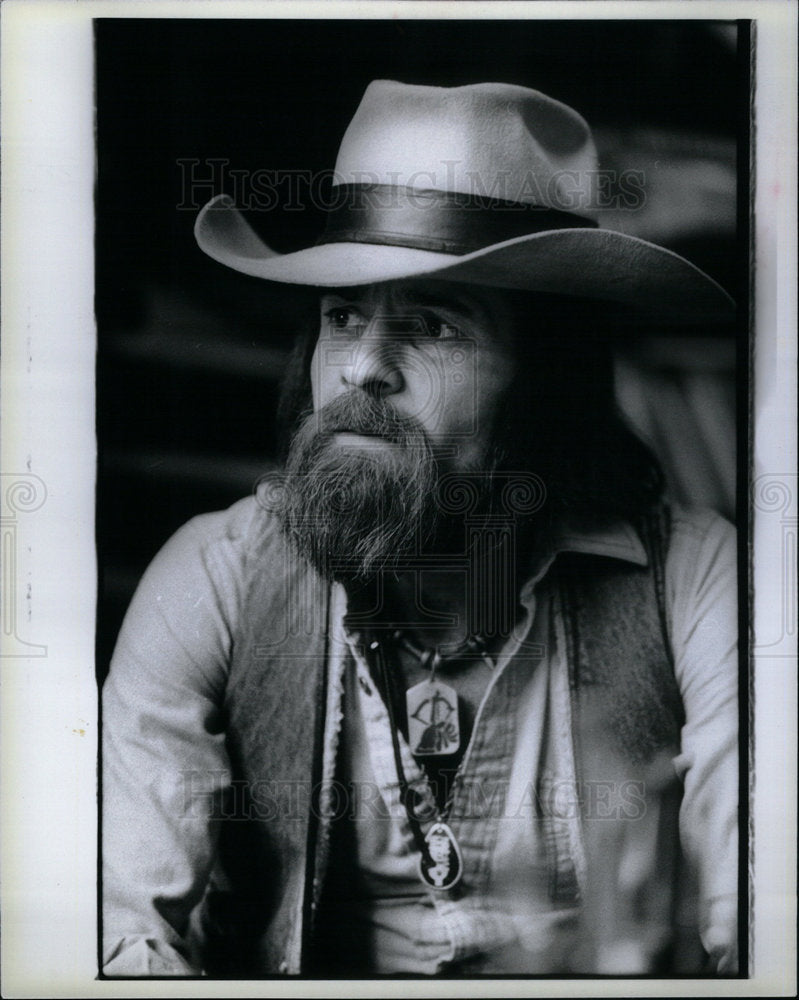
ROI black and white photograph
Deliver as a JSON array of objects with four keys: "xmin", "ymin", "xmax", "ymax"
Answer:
[
  {"xmin": 1, "ymin": 2, "xmax": 796, "ymax": 996},
  {"xmin": 96, "ymin": 15, "xmax": 746, "ymax": 980}
]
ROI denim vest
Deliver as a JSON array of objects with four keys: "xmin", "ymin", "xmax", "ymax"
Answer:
[{"xmin": 199, "ymin": 507, "xmax": 684, "ymax": 975}]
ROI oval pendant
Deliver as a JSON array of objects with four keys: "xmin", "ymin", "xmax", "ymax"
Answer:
[{"xmin": 418, "ymin": 821, "xmax": 463, "ymax": 891}]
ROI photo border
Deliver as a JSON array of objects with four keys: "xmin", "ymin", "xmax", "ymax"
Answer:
[{"xmin": 1, "ymin": 1, "xmax": 796, "ymax": 997}]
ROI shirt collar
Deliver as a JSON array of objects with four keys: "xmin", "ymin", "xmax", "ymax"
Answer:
[
  {"xmin": 334, "ymin": 518, "xmax": 649, "ymax": 624},
  {"xmin": 519, "ymin": 516, "xmax": 648, "ymax": 605}
]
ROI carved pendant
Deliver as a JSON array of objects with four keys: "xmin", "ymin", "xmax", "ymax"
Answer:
[
  {"xmin": 418, "ymin": 821, "xmax": 463, "ymax": 890},
  {"xmin": 406, "ymin": 678, "xmax": 460, "ymax": 756}
]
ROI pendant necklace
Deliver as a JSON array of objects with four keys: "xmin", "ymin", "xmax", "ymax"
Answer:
[
  {"xmin": 394, "ymin": 628, "xmax": 493, "ymax": 758},
  {"xmin": 368, "ymin": 630, "xmax": 493, "ymax": 892}
]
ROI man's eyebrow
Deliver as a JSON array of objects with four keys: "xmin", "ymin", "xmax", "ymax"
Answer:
[
  {"xmin": 321, "ymin": 288, "xmax": 360, "ymax": 300},
  {"xmin": 403, "ymin": 290, "xmax": 480, "ymax": 319},
  {"xmin": 320, "ymin": 286, "xmax": 482, "ymax": 321}
]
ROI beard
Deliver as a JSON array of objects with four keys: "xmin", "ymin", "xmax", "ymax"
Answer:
[{"xmin": 271, "ymin": 392, "xmax": 445, "ymax": 584}]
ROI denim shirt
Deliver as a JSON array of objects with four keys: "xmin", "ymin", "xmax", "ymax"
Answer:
[
  {"xmin": 321, "ymin": 569, "xmax": 579, "ymax": 974},
  {"xmin": 102, "ymin": 496, "xmax": 739, "ymax": 976}
]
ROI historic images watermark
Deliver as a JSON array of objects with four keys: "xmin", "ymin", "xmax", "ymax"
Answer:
[
  {"xmin": 176, "ymin": 160, "xmax": 648, "ymax": 215},
  {"xmin": 1, "ymin": 474, "xmax": 48, "ymax": 657},
  {"xmin": 179, "ymin": 771, "xmax": 649, "ymax": 823},
  {"xmin": 753, "ymin": 473, "xmax": 797, "ymax": 656}
]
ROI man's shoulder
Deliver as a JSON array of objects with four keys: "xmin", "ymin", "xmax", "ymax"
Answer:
[
  {"xmin": 662, "ymin": 504, "xmax": 737, "ymax": 635},
  {"xmin": 668, "ymin": 503, "xmax": 734, "ymax": 538},
  {"xmin": 114, "ymin": 488, "xmax": 296, "ymax": 660},
  {"xmin": 141, "ymin": 485, "xmax": 292, "ymax": 602},
  {"xmin": 665, "ymin": 504, "xmax": 736, "ymax": 567},
  {"xmin": 170, "ymin": 483, "xmax": 286, "ymax": 558},
  {"xmin": 547, "ymin": 503, "xmax": 732, "ymax": 571}
]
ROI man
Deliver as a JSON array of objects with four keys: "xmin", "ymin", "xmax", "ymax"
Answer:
[{"xmin": 102, "ymin": 80, "xmax": 739, "ymax": 976}]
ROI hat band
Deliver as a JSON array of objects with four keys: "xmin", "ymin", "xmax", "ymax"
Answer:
[{"xmin": 316, "ymin": 184, "xmax": 598, "ymax": 255}]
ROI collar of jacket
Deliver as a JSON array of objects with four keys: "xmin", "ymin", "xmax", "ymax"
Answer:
[
  {"xmin": 549, "ymin": 516, "xmax": 649, "ymax": 565},
  {"xmin": 518, "ymin": 515, "xmax": 649, "ymax": 605}
]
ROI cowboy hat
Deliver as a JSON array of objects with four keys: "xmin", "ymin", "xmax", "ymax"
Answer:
[{"xmin": 195, "ymin": 80, "xmax": 735, "ymax": 323}]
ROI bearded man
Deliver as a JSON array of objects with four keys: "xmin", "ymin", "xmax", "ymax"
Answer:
[{"xmin": 102, "ymin": 80, "xmax": 740, "ymax": 977}]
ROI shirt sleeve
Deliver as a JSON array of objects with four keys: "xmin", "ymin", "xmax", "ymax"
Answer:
[
  {"xmin": 101, "ymin": 499, "xmax": 254, "ymax": 976},
  {"xmin": 667, "ymin": 507, "xmax": 740, "ymax": 974}
]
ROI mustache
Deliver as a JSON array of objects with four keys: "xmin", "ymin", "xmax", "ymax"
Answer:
[{"xmin": 303, "ymin": 392, "xmax": 430, "ymax": 448}]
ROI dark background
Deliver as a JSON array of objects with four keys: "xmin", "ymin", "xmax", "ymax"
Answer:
[{"xmin": 95, "ymin": 18, "xmax": 748, "ymax": 676}]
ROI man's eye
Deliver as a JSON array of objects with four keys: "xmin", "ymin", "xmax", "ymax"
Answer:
[
  {"xmin": 324, "ymin": 307, "xmax": 355, "ymax": 329},
  {"xmin": 423, "ymin": 315, "xmax": 460, "ymax": 339}
]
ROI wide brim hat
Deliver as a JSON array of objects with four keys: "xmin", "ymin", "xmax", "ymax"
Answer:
[{"xmin": 195, "ymin": 80, "xmax": 735, "ymax": 324}]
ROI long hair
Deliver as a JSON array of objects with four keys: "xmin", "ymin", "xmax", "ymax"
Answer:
[
  {"xmin": 275, "ymin": 293, "xmax": 319, "ymax": 461},
  {"xmin": 493, "ymin": 290, "xmax": 665, "ymax": 527},
  {"xmin": 276, "ymin": 287, "xmax": 664, "ymax": 527}
]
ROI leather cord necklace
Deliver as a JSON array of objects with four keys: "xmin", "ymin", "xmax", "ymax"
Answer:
[
  {"xmin": 370, "ymin": 633, "xmax": 465, "ymax": 891},
  {"xmin": 392, "ymin": 628, "xmax": 494, "ymax": 674}
]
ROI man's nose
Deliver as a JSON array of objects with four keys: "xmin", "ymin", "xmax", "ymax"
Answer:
[{"xmin": 341, "ymin": 321, "xmax": 404, "ymax": 397}]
